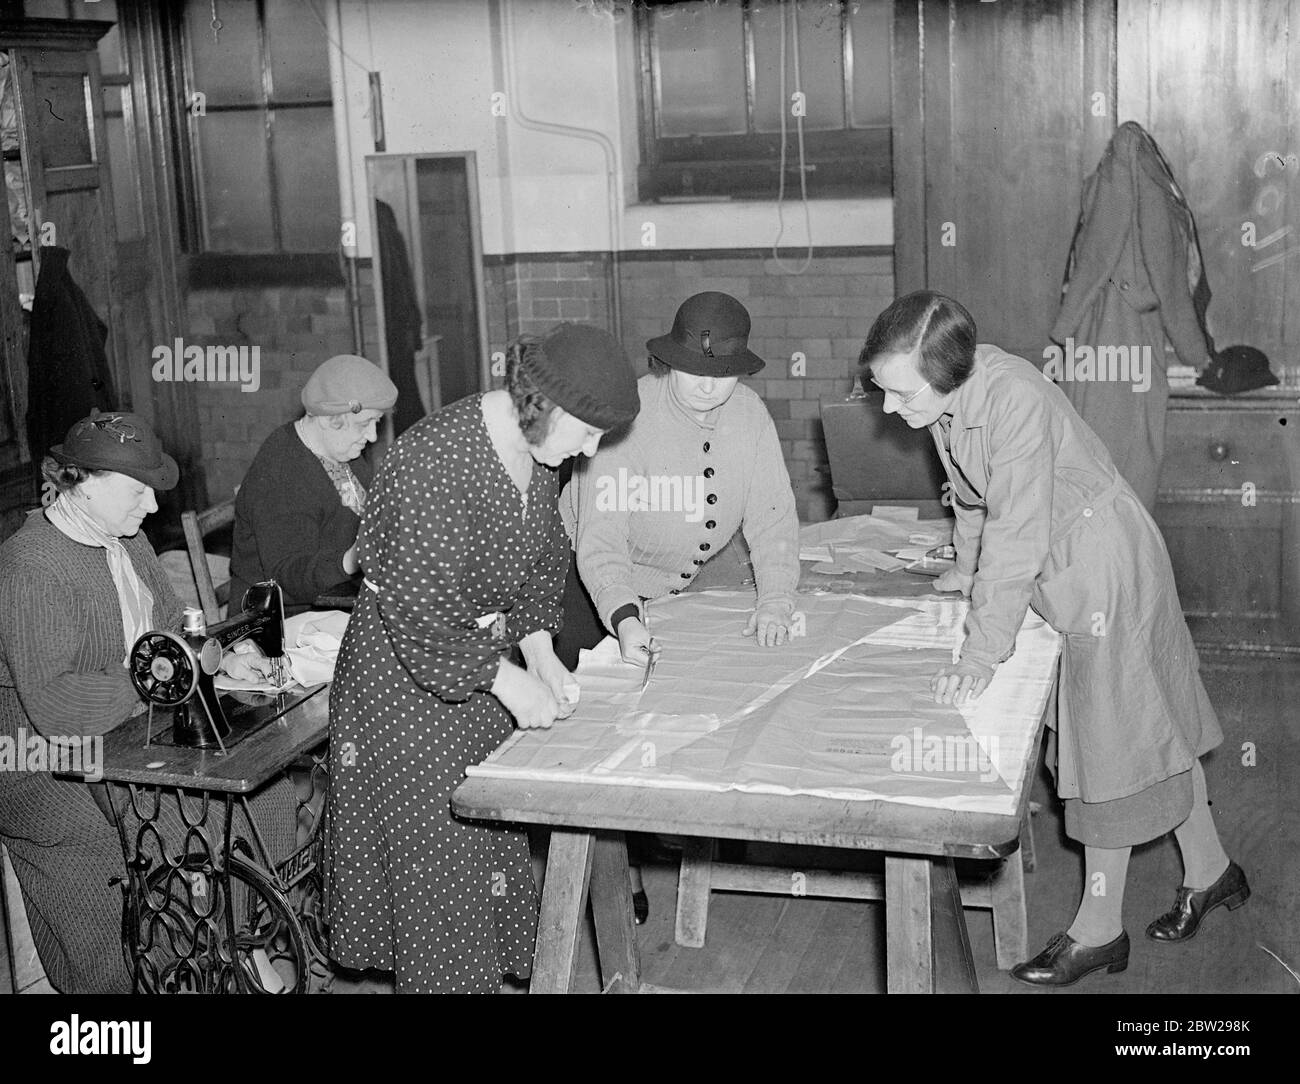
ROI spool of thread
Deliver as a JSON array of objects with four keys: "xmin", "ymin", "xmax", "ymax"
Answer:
[{"xmin": 182, "ymin": 607, "xmax": 206, "ymax": 636}]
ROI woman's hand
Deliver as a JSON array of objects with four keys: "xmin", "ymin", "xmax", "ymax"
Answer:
[
  {"xmin": 933, "ymin": 568, "xmax": 974, "ymax": 595},
  {"xmin": 930, "ymin": 660, "xmax": 994, "ymax": 705},
  {"xmin": 617, "ymin": 616, "xmax": 653, "ymax": 665},
  {"xmin": 491, "ymin": 658, "xmax": 560, "ymax": 729},
  {"xmin": 527, "ymin": 647, "xmax": 581, "ymax": 720},
  {"xmin": 742, "ymin": 600, "xmax": 795, "ymax": 647}
]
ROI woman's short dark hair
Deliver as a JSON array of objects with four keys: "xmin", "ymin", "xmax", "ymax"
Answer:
[
  {"xmin": 40, "ymin": 456, "xmax": 105, "ymax": 493},
  {"xmin": 646, "ymin": 355, "xmax": 671, "ymax": 377},
  {"xmin": 857, "ymin": 291, "xmax": 977, "ymax": 394},
  {"xmin": 505, "ymin": 335, "xmax": 559, "ymax": 443}
]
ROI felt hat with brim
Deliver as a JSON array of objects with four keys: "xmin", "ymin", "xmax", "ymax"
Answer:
[
  {"xmin": 50, "ymin": 409, "xmax": 179, "ymax": 491},
  {"xmin": 646, "ymin": 291, "xmax": 766, "ymax": 377},
  {"xmin": 1197, "ymin": 345, "xmax": 1279, "ymax": 396}
]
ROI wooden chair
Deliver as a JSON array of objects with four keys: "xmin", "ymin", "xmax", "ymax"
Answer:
[{"xmin": 181, "ymin": 498, "xmax": 235, "ymax": 625}]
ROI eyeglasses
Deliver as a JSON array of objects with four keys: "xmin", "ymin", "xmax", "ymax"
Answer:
[{"xmin": 870, "ymin": 376, "xmax": 931, "ymax": 406}]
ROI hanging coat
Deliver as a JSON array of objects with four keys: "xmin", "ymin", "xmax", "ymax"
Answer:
[
  {"xmin": 1050, "ymin": 122, "xmax": 1213, "ymax": 513},
  {"xmin": 25, "ymin": 246, "xmax": 116, "ymax": 461},
  {"xmin": 938, "ymin": 345, "xmax": 1221, "ymax": 804}
]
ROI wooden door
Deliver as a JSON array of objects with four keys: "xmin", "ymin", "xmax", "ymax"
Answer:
[
  {"xmin": 892, "ymin": 0, "xmax": 1116, "ymax": 363},
  {"xmin": 10, "ymin": 40, "xmax": 121, "ymax": 396}
]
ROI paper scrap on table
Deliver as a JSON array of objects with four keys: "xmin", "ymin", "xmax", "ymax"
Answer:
[
  {"xmin": 870, "ymin": 505, "xmax": 921, "ymax": 522},
  {"xmin": 799, "ymin": 511, "xmax": 949, "ymax": 573}
]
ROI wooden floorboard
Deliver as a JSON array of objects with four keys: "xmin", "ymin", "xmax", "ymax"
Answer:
[
  {"xmin": 786, "ymin": 897, "xmax": 870, "ymax": 993},
  {"xmin": 741, "ymin": 897, "xmax": 829, "ymax": 993}
]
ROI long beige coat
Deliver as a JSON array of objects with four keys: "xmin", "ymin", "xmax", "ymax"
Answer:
[
  {"xmin": 1050, "ymin": 122, "xmax": 1213, "ymax": 513},
  {"xmin": 936, "ymin": 345, "xmax": 1221, "ymax": 803}
]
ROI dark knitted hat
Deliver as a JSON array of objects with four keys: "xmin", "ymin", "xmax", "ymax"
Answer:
[
  {"xmin": 1197, "ymin": 345, "xmax": 1279, "ymax": 396},
  {"xmin": 50, "ymin": 409, "xmax": 179, "ymax": 491},
  {"xmin": 522, "ymin": 324, "xmax": 639, "ymax": 430},
  {"xmin": 646, "ymin": 291, "xmax": 766, "ymax": 377}
]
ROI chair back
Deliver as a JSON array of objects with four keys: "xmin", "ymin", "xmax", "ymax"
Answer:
[{"xmin": 181, "ymin": 499, "xmax": 235, "ymax": 625}]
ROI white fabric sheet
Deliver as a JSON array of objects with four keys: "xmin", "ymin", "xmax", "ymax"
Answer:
[{"xmin": 469, "ymin": 590, "xmax": 1060, "ymax": 815}]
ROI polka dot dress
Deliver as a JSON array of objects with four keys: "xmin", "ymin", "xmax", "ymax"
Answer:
[{"xmin": 327, "ymin": 394, "xmax": 566, "ymax": 993}]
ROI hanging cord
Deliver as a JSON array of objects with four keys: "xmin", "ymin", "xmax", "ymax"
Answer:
[{"xmin": 772, "ymin": 0, "xmax": 814, "ymax": 274}]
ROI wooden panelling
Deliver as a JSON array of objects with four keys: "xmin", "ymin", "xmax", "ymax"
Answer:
[
  {"xmin": 1118, "ymin": 0, "xmax": 1300, "ymax": 382},
  {"xmin": 892, "ymin": 0, "xmax": 1116, "ymax": 362}
]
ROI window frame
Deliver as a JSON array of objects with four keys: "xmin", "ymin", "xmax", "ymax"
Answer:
[
  {"xmin": 635, "ymin": 0, "xmax": 892, "ymax": 202},
  {"xmin": 164, "ymin": 0, "xmax": 338, "ymax": 260}
]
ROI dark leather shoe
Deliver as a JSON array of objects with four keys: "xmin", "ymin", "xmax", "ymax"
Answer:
[
  {"xmin": 632, "ymin": 890, "xmax": 649, "ymax": 925},
  {"xmin": 1011, "ymin": 930, "xmax": 1129, "ymax": 987},
  {"xmin": 1146, "ymin": 861, "xmax": 1249, "ymax": 942}
]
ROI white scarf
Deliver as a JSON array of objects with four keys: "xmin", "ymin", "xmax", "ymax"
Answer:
[{"xmin": 47, "ymin": 491, "xmax": 156, "ymax": 666}]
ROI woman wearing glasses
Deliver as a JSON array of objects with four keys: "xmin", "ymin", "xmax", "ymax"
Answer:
[{"xmin": 859, "ymin": 291, "xmax": 1246, "ymax": 987}]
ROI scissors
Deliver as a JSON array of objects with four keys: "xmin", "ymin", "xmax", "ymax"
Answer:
[
  {"xmin": 902, "ymin": 543, "xmax": 957, "ymax": 577},
  {"xmin": 639, "ymin": 638, "xmax": 662, "ymax": 691}
]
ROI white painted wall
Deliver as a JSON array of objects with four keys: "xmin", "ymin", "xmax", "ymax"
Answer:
[{"xmin": 328, "ymin": 0, "xmax": 892, "ymax": 258}]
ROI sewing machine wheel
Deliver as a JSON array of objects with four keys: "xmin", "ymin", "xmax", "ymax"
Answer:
[
  {"xmin": 133, "ymin": 854, "xmax": 309, "ymax": 995},
  {"xmin": 129, "ymin": 631, "xmax": 198, "ymax": 706}
]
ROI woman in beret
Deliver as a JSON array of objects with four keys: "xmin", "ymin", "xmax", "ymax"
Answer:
[
  {"xmin": 327, "ymin": 323, "xmax": 639, "ymax": 993},
  {"xmin": 230, "ymin": 353, "xmax": 399, "ymax": 616},
  {"xmin": 859, "ymin": 291, "xmax": 1246, "ymax": 987}
]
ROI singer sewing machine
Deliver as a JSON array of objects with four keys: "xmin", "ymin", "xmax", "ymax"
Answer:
[{"xmin": 129, "ymin": 581, "xmax": 311, "ymax": 753}]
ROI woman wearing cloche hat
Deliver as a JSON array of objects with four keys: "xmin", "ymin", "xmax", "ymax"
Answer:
[
  {"xmin": 0, "ymin": 409, "xmax": 297, "ymax": 992},
  {"xmin": 327, "ymin": 322, "xmax": 639, "ymax": 992},
  {"xmin": 560, "ymin": 291, "xmax": 801, "ymax": 666}
]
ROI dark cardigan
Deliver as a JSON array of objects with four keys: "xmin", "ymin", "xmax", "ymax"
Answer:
[{"xmin": 229, "ymin": 421, "xmax": 373, "ymax": 614}]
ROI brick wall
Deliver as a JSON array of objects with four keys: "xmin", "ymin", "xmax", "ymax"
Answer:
[
  {"xmin": 195, "ymin": 249, "xmax": 895, "ymax": 523},
  {"xmin": 482, "ymin": 250, "xmax": 895, "ymax": 521},
  {"xmin": 184, "ymin": 285, "xmax": 354, "ymax": 501}
]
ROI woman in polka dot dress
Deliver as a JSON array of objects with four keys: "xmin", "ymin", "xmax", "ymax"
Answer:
[{"xmin": 327, "ymin": 324, "xmax": 639, "ymax": 993}]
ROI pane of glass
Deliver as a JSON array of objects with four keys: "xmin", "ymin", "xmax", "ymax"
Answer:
[
  {"xmin": 653, "ymin": 1, "xmax": 747, "ymax": 137},
  {"xmin": 195, "ymin": 110, "xmax": 274, "ymax": 252},
  {"xmin": 753, "ymin": 0, "xmax": 845, "ymax": 133},
  {"xmin": 95, "ymin": 0, "xmax": 125, "ymax": 78},
  {"xmin": 185, "ymin": 0, "xmax": 263, "ymax": 108},
  {"xmin": 23, "ymin": 0, "xmax": 70, "ymax": 18},
  {"xmin": 270, "ymin": 106, "xmax": 339, "ymax": 252},
  {"xmin": 104, "ymin": 92, "xmax": 143, "ymax": 241},
  {"xmin": 849, "ymin": 0, "xmax": 891, "ymax": 127},
  {"xmin": 264, "ymin": 0, "xmax": 332, "ymax": 103}
]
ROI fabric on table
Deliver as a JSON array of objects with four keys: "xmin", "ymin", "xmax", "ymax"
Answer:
[
  {"xmin": 328, "ymin": 393, "xmax": 565, "ymax": 993},
  {"xmin": 471, "ymin": 590, "xmax": 1061, "ymax": 816}
]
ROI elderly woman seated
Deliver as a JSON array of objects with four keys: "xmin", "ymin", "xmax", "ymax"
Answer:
[
  {"xmin": 230, "ymin": 354, "xmax": 398, "ymax": 616},
  {"xmin": 0, "ymin": 410, "xmax": 296, "ymax": 992}
]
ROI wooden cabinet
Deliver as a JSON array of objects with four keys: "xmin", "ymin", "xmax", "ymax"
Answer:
[
  {"xmin": 1155, "ymin": 393, "xmax": 1300, "ymax": 656},
  {"xmin": 0, "ymin": 18, "xmax": 118, "ymax": 539}
]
